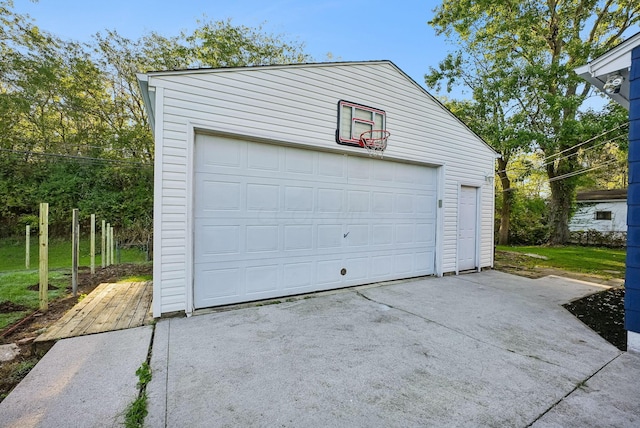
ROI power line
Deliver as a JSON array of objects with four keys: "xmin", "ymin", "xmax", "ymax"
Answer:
[
  {"xmin": 0, "ymin": 147, "xmax": 152, "ymax": 167},
  {"xmin": 495, "ymin": 133, "xmax": 627, "ymax": 175},
  {"xmin": 494, "ymin": 122, "xmax": 629, "ymax": 175},
  {"xmin": 544, "ymin": 122, "xmax": 628, "ymax": 162},
  {"xmin": 548, "ymin": 159, "xmax": 620, "ymax": 182}
]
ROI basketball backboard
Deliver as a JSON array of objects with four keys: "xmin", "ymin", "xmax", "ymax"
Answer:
[{"xmin": 336, "ymin": 100, "xmax": 386, "ymax": 147}]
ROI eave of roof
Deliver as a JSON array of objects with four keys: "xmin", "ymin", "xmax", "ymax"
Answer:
[
  {"xmin": 576, "ymin": 189, "xmax": 627, "ymax": 201},
  {"xmin": 574, "ymin": 32, "xmax": 640, "ymax": 110}
]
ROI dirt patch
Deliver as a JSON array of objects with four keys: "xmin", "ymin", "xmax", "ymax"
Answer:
[
  {"xmin": 564, "ymin": 288, "xmax": 626, "ymax": 351},
  {"xmin": 26, "ymin": 284, "xmax": 58, "ymax": 291},
  {"xmin": 0, "ymin": 263, "xmax": 152, "ymax": 403},
  {"xmin": 0, "ymin": 302, "xmax": 29, "ymax": 314}
]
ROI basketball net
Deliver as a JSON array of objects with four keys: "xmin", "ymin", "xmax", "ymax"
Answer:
[{"xmin": 359, "ymin": 130, "xmax": 390, "ymax": 159}]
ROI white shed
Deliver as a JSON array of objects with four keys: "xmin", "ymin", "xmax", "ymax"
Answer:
[
  {"xmin": 138, "ymin": 61, "xmax": 497, "ymax": 317},
  {"xmin": 569, "ymin": 189, "xmax": 628, "ymax": 234}
]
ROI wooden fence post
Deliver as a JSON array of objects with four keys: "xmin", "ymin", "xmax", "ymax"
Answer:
[
  {"xmin": 25, "ymin": 224, "xmax": 30, "ymax": 269},
  {"xmin": 106, "ymin": 223, "xmax": 111, "ymax": 266},
  {"xmin": 110, "ymin": 226, "xmax": 115, "ymax": 265},
  {"xmin": 71, "ymin": 209, "xmax": 79, "ymax": 297},
  {"xmin": 90, "ymin": 214, "xmax": 96, "ymax": 275},
  {"xmin": 39, "ymin": 203, "xmax": 48, "ymax": 312},
  {"xmin": 101, "ymin": 219, "xmax": 106, "ymax": 268}
]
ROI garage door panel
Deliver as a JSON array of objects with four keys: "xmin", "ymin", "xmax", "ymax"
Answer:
[
  {"xmin": 341, "ymin": 257, "xmax": 367, "ymax": 280},
  {"xmin": 193, "ymin": 134, "xmax": 438, "ymax": 309},
  {"xmin": 285, "ymin": 148, "xmax": 315, "ymax": 174},
  {"xmin": 246, "ymin": 225, "xmax": 279, "ymax": 253},
  {"xmin": 317, "ymin": 224, "xmax": 343, "ymax": 248},
  {"xmin": 247, "ymin": 142, "xmax": 279, "ymax": 171},
  {"xmin": 316, "ymin": 259, "xmax": 344, "ymax": 285},
  {"xmin": 318, "ymin": 152, "xmax": 346, "ymax": 178},
  {"xmin": 197, "ymin": 137, "xmax": 242, "ymax": 169},
  {"xmin": 394, "ymin": 253, "xmax": 415, "ymax": 274},
  {"xmin": 283, "ymin": 262, "xmax": 314, "ymax": 290},
  {"xmin": 245, "ymin": 265, "xmax": 279, "ymax": 294},
  {"xmin": 371, "ymin": 255, "xmax": 393, "ymax": 276},
  {"xmin": 195, "ymin": 225, "xmax": 240, "ymax": 256},
  {"xmin": 247, "ymin": 183, "xmax": 279, "ymax": 211},
  {"xmin": 345, "ymin": 224, "xmax": 369, "ymax": 247},
  {"xmin": 415, "ymin": 251, "xmax": 435, "ymax": 273},
  {"xmin": 284, "ymin": 225, "xmax": 313, "ymax": 251},
  {"xmin": 416, "ymin": 222, "xmax": 437, "ymax": 244},
  {"xmin": 196, "ymin": 267, "xmax": 242, "ymax": 300},
  {"xmin": 284, "ymin": 186, "xmax": 314, "ymax": 211},
  {"xmin": 317, "ymin": 188, "xmax": 344, "ymax": 212}
]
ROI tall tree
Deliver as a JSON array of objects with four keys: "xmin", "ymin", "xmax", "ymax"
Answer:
[
  {"xmin": 429, "ymin": 56, "xmax": 534, "ymax": 245},
  {"xmin": 0, "ymin": 5, "xmax": 312, "ymax": 237},
  {"xmin": 429, "ymin": 0, "xmax": 639, "ymax": 244}
]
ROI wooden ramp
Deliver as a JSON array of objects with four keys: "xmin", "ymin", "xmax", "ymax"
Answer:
[{"xmin": 35, "ymin": 281, "xmax": 153, "ymax": 347}]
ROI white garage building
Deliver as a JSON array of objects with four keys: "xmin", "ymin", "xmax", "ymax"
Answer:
[{"xmin": 138, "ymin": 61, "xmax": 497, "ymax": 317}]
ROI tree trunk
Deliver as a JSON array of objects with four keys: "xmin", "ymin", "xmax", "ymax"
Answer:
[
  {"xmin": 496, "ymin": 157, "xmax": 512, "ymax": 245},
  {"xmin": 547, "ymin": 175, "xmax": 575, "ymax": 245}
]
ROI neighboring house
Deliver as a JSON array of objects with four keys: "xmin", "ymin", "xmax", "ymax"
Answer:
[
  {"xmin": 138, "ymin": 61, "xmax": 497, "ymax": 317},
  {"xmin": 569, "ymin": 189, "xmax": 627, "ymax": 245},
  {"xmin": 575, "ymin": 32, "xmax": 640, "ymax": 353}
]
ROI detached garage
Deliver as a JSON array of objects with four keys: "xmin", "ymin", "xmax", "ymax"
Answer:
[{"xmin": 137, "ymin": 61, "xmax": 497, "ymax": 317}]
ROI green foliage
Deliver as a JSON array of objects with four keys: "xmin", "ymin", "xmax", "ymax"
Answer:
[
  {"xmin": 496, "ymin": 245, "xmax": 626, "ymax": 277},
  {"xmin": 428, "ymin": 0, "xmax": 639, "ymax": 244},
  {"xmin": 135, "ymin": 361, "xmax": 152, "ymax": 387},
  {"xmin": 0, "ymin": 4, "xmax": 310, "ymax": 239},
  {"xmin": 496, "ymin": 192, "xmax": 549, "ymax": 245}
]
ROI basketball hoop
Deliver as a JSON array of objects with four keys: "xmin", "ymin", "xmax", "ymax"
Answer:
[{"xmin": 359, "ymin": 130, "xmax": 390, "ymax": 158}]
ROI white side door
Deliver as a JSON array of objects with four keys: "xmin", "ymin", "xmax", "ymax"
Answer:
[{"xmin": 458, "ymin": 185, "xmax": 478, "ymax": 271}]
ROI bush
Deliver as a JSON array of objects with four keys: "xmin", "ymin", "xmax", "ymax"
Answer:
[{"xmin": 497, "ymin": 194, "xmax": 550, "ymax": 245}]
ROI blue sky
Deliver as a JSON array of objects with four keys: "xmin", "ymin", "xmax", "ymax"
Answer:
[{"xmin": 11, "ymin": 0, "xmax": 454, "ymax": 96}]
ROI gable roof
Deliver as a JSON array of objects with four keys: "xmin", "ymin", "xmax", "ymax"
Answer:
[
  {"xmin": 574, "ymin": 32, "xmax": 640, "ymax": 110},
  {"xmin": 137, "ymin": 60, "xmax": 497, "ymax": 155}
]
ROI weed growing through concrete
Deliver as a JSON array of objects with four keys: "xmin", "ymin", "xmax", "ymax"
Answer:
[{"xmin": 124, "ymin": 361, "xmax": 151, "ymax": 428}]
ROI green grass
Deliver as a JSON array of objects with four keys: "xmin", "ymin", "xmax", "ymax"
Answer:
[
  {"xmin": 0, "ymin": 270, "xmax": 68, "ymax": 330},
  {"xmin": 496, "ymin": 245, "xmax": 626, "ymax": 277},
  {"xmin": 117, "ymin": 275, "xmax": 153, "ymax": 283},
  {"xmin": 0, "ymin": 237, "xmax": 148, "ymax": 272}
]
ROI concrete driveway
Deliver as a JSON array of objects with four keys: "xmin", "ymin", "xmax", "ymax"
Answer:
[{"xmin": 147, "ymin": 270, "xmax": 639, "ymax": 427}]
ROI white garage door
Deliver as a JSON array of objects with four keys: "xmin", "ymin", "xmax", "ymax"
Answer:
[{"xmin": 193, "ymin": 134, "xmax": 438, "ymax": 308}]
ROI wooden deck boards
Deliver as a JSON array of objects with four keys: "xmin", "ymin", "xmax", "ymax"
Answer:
[{"xmin": 35, "ymin": 281, "xmax": 153, "ymax": 345}]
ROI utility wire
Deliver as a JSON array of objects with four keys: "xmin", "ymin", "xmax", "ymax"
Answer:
[
  {"xmin": 548, "ymin": 159, "xmax": 620, "ymax": 182},
  {"xmin": 495, "ymin": 134, "xmax": 627, "ymax": 175},
  {"xmin": 544, "ymin": 122, "xmax": 628, "ymax": 162},
  {"xmin": 493, "ymin": 122, "xmax": 629, "ymax": 175}
]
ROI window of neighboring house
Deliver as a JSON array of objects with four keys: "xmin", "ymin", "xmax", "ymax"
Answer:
[{"xmin": 595, "ymin": 211, "xmax": 612, "ymax": 220}]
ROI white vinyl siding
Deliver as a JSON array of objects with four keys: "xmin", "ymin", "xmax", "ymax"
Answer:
[
  {"xmin": 147, "ymin": 61, "xmax": 496, "ymax": 315},
  {"xmin": 569, "ymin": 200, "xmax": 627, "ymax": 233}
]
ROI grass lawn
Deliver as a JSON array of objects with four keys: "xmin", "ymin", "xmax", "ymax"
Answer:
[
  {"xmin": 0, "ymin": 270, "xmax": 68, "ymax": 330},
  {"xmin": 0, "ymin": 237, "xmax": 148, "ymax": 272},
  {"xmin": 496, "ymin": 245, "xmax": 626, "ymax": 277}
]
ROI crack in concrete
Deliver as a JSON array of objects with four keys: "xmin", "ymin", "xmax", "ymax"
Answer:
[
  {"xmin": 354, "ymin": 289, "xmax": 564, "ymax": 368},
  {"xmin": 525, "ymin": 352, "xmax": 624, "ymax": 427}
]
